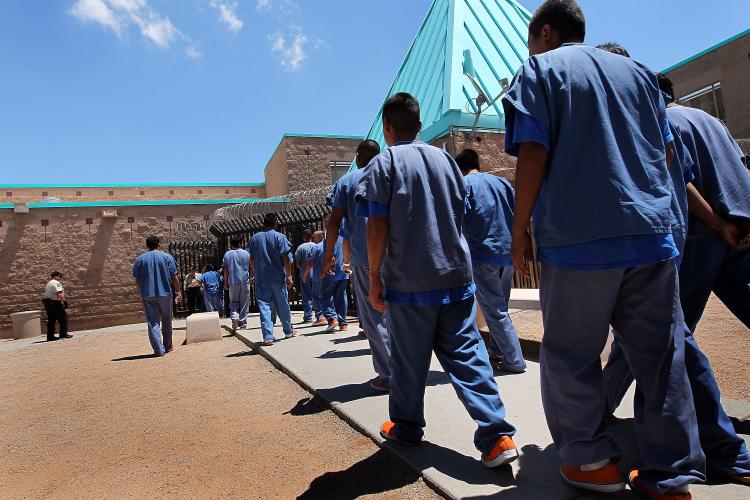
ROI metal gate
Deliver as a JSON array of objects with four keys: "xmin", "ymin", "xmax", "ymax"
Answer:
[{"xmin": 168, "ymin": 240, "xmax": 221, "ymax": 317}]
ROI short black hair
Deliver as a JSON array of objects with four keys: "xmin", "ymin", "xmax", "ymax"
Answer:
[
  {"xmin": 50, "ymin": 271, "xmax": 62, "ymax": 279},
  {"xmin": 529, "ymin": 0, "xmax": 585, "ymax": 43},
  {"xmin": 382, "ymin": 93, "xmax": 421, "ymax": 138},
  {"xmin": 146, "ymin": 235, "xmax": 160, "ymax": 250},
  {"xmin": 596, "ymin": 43, "xmax": 630, "ymax": 58},
  {"xmin": 230, "ymin": 236, "xmax": 244, "ymax": 248},
  {"xmin": 657, "ymin": 73, "xmax": 675, "ymax": 102},
  {"xmin": 455, "ymin": 149, "xmax": 480, "ymax": 172},
  {"xmin": 203, "ymin": 264, "xmax": 214, "ymax": 272},
  {"xmin": 303, "ymin": 228, "xmax": 312, "ymax": 241},
  {"xmin": 356, "ymin": 139, "xmax": 381, "ymax": 168},
  {"xmin": 263, "ymin": 212, "xmax": 277, "ymax": 228}
]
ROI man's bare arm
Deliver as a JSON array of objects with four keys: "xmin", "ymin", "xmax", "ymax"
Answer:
[
  {"xmin": 323, "ymin": 207, "xmax": 345, "ymax": 269},
  {"xmin": 686, "ymin": 182, "xmax": 742, "ymax": 248},
  {"xmin": 223, "ymin": 268, "xmax": 229, "ymax": 290},
  {"xmin": 665, "ymin": 142, "xmax": 674, "ymax": 170},
  {"xmin": 511, "ymin": 142, "xmax": 549, "ymax": 276},
  {"xmin": 282, "ymin": 255, "xmax": 294, "ymax": 288}
]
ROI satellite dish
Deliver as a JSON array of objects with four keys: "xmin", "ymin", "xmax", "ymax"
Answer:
[{"xmin": 463, "ymin": 50, "xmax": 511, "ymax": 141}]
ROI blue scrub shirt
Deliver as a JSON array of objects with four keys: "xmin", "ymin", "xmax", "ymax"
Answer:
[
  {"xmin": 247, "ymin": 229, "xmax": 292, "ymax": 284},
  {"xmin": 356, "ymin": 141, "xmax": 475, "ymax": 305},
  {"xmin": 200, "ymin": 271, "xmax": 223, "ymax": 296},
  {"xmin": 223, "ymin": 248, "xmax": 251, "ymax": 286},
  {"xmin": 502, "ymin": 43, "xmax": 679, "ymax": 270},
  {"xmin": 132, "ymin": 250, "xmax": 178, "ymax": 298},
  {"xmin": 328, "ymin": 169, "xmax": 369, "ymax": 267},
  {"xmin": 295, "ymin": 242, "xmax": 314, "ymax": 278},
  {"xmin": 464, "ymin": 173, "xmax": 515, "ymax": 267}
]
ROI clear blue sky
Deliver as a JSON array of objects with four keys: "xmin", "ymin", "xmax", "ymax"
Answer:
[{"xmin": 0, "ymin": 1, "xmax": 747, "ymax": 184}]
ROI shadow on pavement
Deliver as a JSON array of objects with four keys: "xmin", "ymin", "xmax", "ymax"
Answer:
[
  {"xmin": 112, "ymin": 353, "xmax": 160, "ymax": 361},
  {"xmin": 225, "ymin": 350, "xmax": 258, "ymax": 358},
  {"xmin": 284, "ymin": 396, "xmax": 328, "ymax": 416},
  {"xmin": 315, "ymin": 371, "xmax": 449, "ymax": 405},
  {"xmin": 732, "ymin": 417, "xmax": 750, "ymax": 435},
  {"xmin": 317, "ymin": 348, "xmax": 371, "ymax": 360},
  {"xmin": 330, "ymin": 335, "xmax": 367, "ymax": 345},
  {"xmin": 296, "ymin": 449, "xmax": 421, "ymax": 499}
]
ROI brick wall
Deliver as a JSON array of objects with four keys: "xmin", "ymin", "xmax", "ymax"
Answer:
[
  {"xmin": 2, "ymin": 185, "xmax": 266, "ymax": 204},
  {"xmin": 0, "ymin": 205, "xmax": 225, "ymax": 338},
  {"xmin": 430, "ymin": 130, "xmax": 517, "ymax": 182}
]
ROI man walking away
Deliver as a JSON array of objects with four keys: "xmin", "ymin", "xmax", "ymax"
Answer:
[
  {"xmin": 43, "ymin": 271, "xmax": 72, "ymax": 341},
  {"xmin": 199, "ymin": 264, "xmax": 224, "ymax": 315},
  {"xmin": 295, "ymin": 229, "xmax": 316, "ymax": 323},
  {"xmin": 223, "ymin": 236, "xmax": 251, "ymax": 330},
  {"xmin": 132, "ymin": 235, "xmax": 180, "ymax": 357},
  {"xmin": 456, "ymin": 149, "xmax": 526, "ymax": 374}
]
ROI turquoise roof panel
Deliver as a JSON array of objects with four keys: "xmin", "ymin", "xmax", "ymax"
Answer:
[{"xmin": 364, "ymin": 0, "xmax": 531, "ymax": 150}]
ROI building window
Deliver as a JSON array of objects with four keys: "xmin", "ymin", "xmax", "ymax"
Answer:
[
  {"xmin": 5, "ymin": 192, "xmax": 11, "ymax": 197},
  {"xmin": 225, "ymin": 189, "xmax": 230, "ymax": 195},
  {"xmin": 85, "ymin": 218, "xmax": 93, "ymax": 225},
  {"xmin": 108, "ymin": 190, "xmax": 114, "ymax": 196},
  {"xmin": 76, "ymin": 191, "xmax": 82, "ymax": 197},
  {"xmin": 139, "ymin": 190, "xmax": 145, "ymax": 196},
  {"xmin": 169, "ymin": 190, "xmax": 175, "ymax": 195},
  {"xmin": 330, "ymin": 161, "xmax": 351, "ymax": 183},
  {"xmin": 42, "ymin": 191, "xmax": 48, "ymax": 197},
  {"xmin": 197, "ymin": 189, "xmax": 203, "ymax": 195},
  {"xmin": 127, "ymin": 217, "xmax": 135, "ymax": 224},
  {"xmin": 679, "ymin": 82, "xmax": 726, "ymax": 122}
]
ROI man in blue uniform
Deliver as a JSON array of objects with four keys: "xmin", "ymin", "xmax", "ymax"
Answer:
[
  {"xmin": 132, "ymin": 235, "xmax": 180, "ymax": 357},
  {"xmin": 325, "ymin": 139, "xmax": 391, "ymax": 392},
  {"xmin": 295, "ymin": 229, "xmax": 316, "ymax": 323},
  {"xmin": 356, "ymin": 92, "xmax": 519, "ymax": 469},
  {"xmin": 248, "ymin": 213, "xmax": 296, "ymax": 346},
  {"xmin": 600, "ymin": 66, "xmax": 750, "ymax": 489},
  {"xmin": 223, "ymin": 236, "xmax": 251, "ymax": 331},
  {"xmin": 318, "ymin": 220, "xmax": 349, "ymax": 333},
  {"xmin": 199, "ymin": 264, "xmax": 224, "ymax": 315},
  {"xmin": 307, "ymin": 231, "xmax": 327, "ymax": 326},
  {"xmin": 502, "ymin": 1, "xmax": 703, "ymax": 497},
  {"xmin": 455, "ymin": 148, "xmax": 526, "ymax": 374}
]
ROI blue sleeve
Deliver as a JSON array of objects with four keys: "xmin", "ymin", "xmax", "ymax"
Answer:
[
  {"xmin": 355, "ymin": 152, "xmax": 392, "ymax": 217},
  {"xmin": 168, "ymin": 255, "xmax": 178, "ymax": 276},
  {"xmin": 132, "ymin": 258, "xmax": 139, "ymax": 279},
  {"xmin": 502, "ymin": 59, "xmax": 552, "ymax": 157},
  {"xmin": 328, "ymin": 180, "xmax": 347, "ymax": 210},
  {"xmin": 279, "ymin": 235, "xmax": 292, "ymax": 256},
  {"xmin": 658, "ymin": 94, "xmax": 673, "ymax": 144}
]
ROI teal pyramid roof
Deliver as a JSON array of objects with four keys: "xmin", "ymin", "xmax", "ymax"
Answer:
[{"xmin": 365, "ymin": 0, "xmax": 531, "ymax": 149}]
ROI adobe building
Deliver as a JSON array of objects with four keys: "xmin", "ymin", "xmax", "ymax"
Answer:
[{"xmin": 664, "ymin": 28, "xmax": 750, "ymax": 140}]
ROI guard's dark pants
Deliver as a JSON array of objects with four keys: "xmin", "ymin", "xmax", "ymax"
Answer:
[{"xmin": 43, "ymin": 299, "xmax": 68, "ymax": 339}]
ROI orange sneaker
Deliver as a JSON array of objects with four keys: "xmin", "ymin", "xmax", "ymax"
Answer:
[
  {"xmin": 379, "ymin": 421, "xmax": 420, "ymax": 446},
  {"xmin": 628, "ymin": 470, "xmax": 691, "ymax": 499},
  {"xmin": 560, "ymin": 463, "xmax": 625, "ymax": 493},
  {"xmin": 339, "ymin": 324, "xmax": 348, "ymax": 331},
  {"xmin": 326, "ymin": 320, "xmax": 339, "ymax": 332},
  {"xmin": 313, "ymin": 318, "xmax": 327, "ymax": 326},
  {"xmin": 481, "ymin": 436, "xmax": 519, "ymax": 468}
]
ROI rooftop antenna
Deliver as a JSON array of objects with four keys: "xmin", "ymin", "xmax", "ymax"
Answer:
[{"xmin": 463, "ymin": 50, "xmax": 510, "ymax": 142}]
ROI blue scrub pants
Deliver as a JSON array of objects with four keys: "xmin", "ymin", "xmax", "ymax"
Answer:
[
  {"xmin": 299, "ymin": 277, "xmax": 314, "ymax": 321},
  {"xmin": 229, "ymin": 283, "xmax": 250, "ymax": 327},
  {"xmin": 679, "ymin": 235, "xmax": 750, "ymax": 331},
  {"xmin": 311, "ymin": 279, "xmax": 323, "ymax": 320},
  {"xmin": 321, "ymin": 279, "xmax": 348, "ymax": 325},
  {"xmin": 203, "ymin": 293, "xmax": 224, "ymax": 316},
  {"xmin": 142, "ymin": 296, "xmax": 173, "ymax": 356},
  {"xmin": 255, "ymin": 281, "xmax": 293, "ymax": 341},
  {"xmin": 539, "ymin": 261, "xmax": 704, "ymax": 493},
  {"xmin": 472, "ymin": 262, "xmax": 526, "ymax": 370},
  {"xmin": 604, "ymin": 333, "xmax": 750, "ymax": 475},
  {"xmin": 387, "ymin": 296, "xmax": 516, "ymax": 454},
  {"xmin": 352, "ymin": 265, "xmax": 391, "ymax": 380}
]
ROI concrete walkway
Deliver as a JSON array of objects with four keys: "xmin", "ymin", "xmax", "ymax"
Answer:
[{"xmin": 235, "ymin": 312, "xmax": 750, "ymax": 500}]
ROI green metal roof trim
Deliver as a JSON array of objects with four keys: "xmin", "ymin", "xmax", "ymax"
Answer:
[
  {"xmin": 663, "ymin": 27, "xmax": 750, "ymax": 74},
  {"xmin": 0, "ymin": 198, "xmax": 288, "ymax": 209},
  {"xmin": 364, "ymin": 0, "xmax": 531, "ymax": 150},
  {"xmin": 0, "ymin": 182, "xmax": 266, "ymax": 189}
]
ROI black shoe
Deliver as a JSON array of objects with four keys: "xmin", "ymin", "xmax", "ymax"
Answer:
[
  {"xmin": 59, "ymin": 334, "xmax": 73, "ymax": 339},
  {"xmin": 47, "ymin": 337, "xmax": 59, "ymax": 342}
]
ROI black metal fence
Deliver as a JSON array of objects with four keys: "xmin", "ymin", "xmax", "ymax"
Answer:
[{"xmin": 168, "ymin": 240, "xmax": 222, "ymax": 317}]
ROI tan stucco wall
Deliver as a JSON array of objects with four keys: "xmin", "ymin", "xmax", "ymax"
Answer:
[
  {"xmin": 431, "ymin": 130, "xmax": 517, "ymax": 182},
  {"xmin": 284, "ymin": 136, "xmax": 361, "ymax": 195},
  {"xmin": 665, "ymin": 33, "xmax": 750, "ymax": 139},
  {"xmin": 0, "ymin": 204, "xmax": 229, "ymax": 338},
  {"xmin": 2, "ymin": 185, "xmax": 266, "ymax": 204},
  {"xmin": 264, "ymin": 142, "xmax": 290, "ymax": 198}
]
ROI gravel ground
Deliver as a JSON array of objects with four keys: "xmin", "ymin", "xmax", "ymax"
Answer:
[
  {"xmin": 512, "ymin": 294, "xmax": 749, "ymax": 401},
  {"xmin": 0, "ymin": 329, "xmax": 440, "ymax": 500}
]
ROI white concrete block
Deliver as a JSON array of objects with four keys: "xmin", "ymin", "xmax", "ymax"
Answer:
[
  {"xmin": 10, "ymin": 311, "xmax": 42, "ymax": 340},
  {"xmin": 185, "ymin": 312, "xmax": 222, "ymax": 345},
  {"xmin": 509, "ymin": 288, "xmax": 541, "ymax": 310}
]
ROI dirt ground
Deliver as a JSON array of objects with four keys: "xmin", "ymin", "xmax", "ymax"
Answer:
[
  {"xmin": 0, "ymin": 329, "xmax": 439, "ymax": 500},
  {"xmin": 513, "ymin": 294, "xmax": 749, "ymax": 401}
]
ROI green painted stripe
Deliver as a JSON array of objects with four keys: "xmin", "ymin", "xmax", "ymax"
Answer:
[
  {"xmin": 663, "ymin": 27, "xmax": 750, "ymax": 73},
  {"xmin": 4, "ymin": 198, "xmax": 287, "ymax": 209},
  {"xmin": 0, "ymin": 203, "xmax": 14, "ymax": 209},
  {"xmin": 0, "ymin": 182, "xmax": 266, "ymax": 189}
]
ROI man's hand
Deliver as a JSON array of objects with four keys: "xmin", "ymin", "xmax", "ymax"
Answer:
[
  {"xmin": 369, "ymin": 275, "xmax": 388, "ymax": 313},
  {"xmin": 511, "ymin": 230, "xmax": 534, "ymax": 277},
  {"xmin": 318, "ymin": 255, "xmax": 336, "ymax": 279},
  {"xmin": 718, "ymin": 221, "xmax": 743, "ymax": 249},
  {"xmin": 287, "ymin": 276, "xmax": 294, "ymax": 289},
  {"xmin": 343, "ymin": 263, "xmax": 352, "ymax": 275}
]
